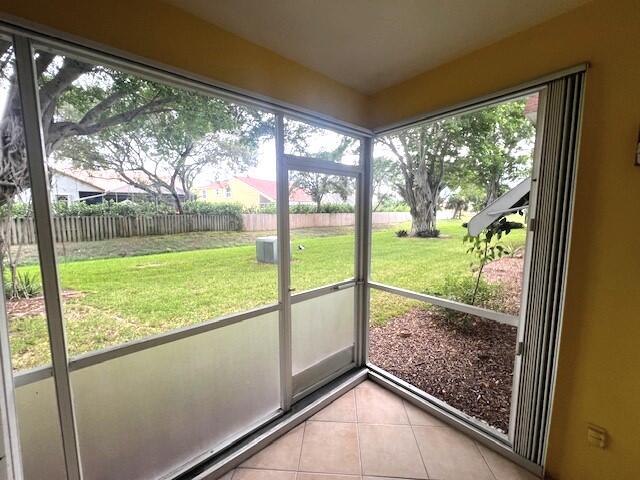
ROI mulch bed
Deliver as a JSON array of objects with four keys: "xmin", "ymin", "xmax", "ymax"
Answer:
[
  {"xmin": 6, "ymin": 291, "xmax": 82, "ymax": 318},
  {"xmin": 369, "ymin": 257, "xmax": 523, "ymax": 432}
]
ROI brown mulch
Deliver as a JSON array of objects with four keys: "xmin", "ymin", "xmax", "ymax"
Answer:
[
  {"xmin": 6, "ymin": 291, "xmax": 82, "ymax": 318},
  {"xmin": 369, "ymin": 257, "xmax": 524, "ymax": 432},
  {"xmin": 482, "ymin": 254, "xmax": 524, "ymax": 315}
]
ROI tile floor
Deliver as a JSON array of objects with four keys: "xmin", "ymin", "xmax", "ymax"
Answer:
[{"xmin": 220, "ymin": 381, "xmax": 539, "ymax": 480}]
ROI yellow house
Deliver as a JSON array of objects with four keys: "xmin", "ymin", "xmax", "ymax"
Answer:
[{"xmin": 198, "ymin": 176, "xmax": 311, "ymax": 208}]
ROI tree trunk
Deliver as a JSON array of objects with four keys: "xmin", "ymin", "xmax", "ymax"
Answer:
[
  {"xmin": 408, "ymin": 180, "xmax": 438, "ymax": 236},
  {"xmin": 171, "ymin": 191, "xmax": 183, "ymax": 214},
  {"xmin": 409, "ymin": 196, "xmax": 437, "ymax": 236},
  {"xmin": 485, "ymin": 178, "xmax": 501, "ymax": 206}
]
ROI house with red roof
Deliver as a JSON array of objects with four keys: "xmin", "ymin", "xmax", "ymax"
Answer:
[{"xmin": 197, "ymin": 176, "xmax": 312, "ymax": 208}]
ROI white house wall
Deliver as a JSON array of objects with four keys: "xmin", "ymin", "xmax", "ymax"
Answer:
[{"xmin": 49, "ymin": 173, "xmax": 102, "ymax": 203}]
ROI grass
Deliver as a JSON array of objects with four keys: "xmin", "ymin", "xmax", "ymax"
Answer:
[{"xmin": 9, "ymin": 219, "xmax": 526, "ymax": 370}]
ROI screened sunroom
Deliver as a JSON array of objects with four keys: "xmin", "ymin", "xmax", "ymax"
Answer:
[{"xmin": 0, "ymin": 4, "xmax": 595, "ymax": 480}]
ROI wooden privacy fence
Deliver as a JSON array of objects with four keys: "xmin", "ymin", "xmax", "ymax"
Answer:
[
  {"xmin": 8, "ymin": 214, "xmax": 241, "ymax": 245},
  {"xmin": 7, "ymin": 212, "xmax": 411, "ymax": 244},
  {"xmin": 241, "ymin": 211, "xmax": 411, "ymax": 231}
]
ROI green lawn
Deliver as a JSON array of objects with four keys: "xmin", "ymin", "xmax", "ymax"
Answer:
[{"xmin": 9, "ymin": 219, "xmax": 526, "ymax": 371}]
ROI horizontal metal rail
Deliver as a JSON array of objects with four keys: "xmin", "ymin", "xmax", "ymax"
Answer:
[
  {"xmin": 367, "ymin": 367, "xmax": 543, "ymax": 477},
  {"xmin": 187, "ymin": 368, "xmax": 368, "ymax": 480},
  {"xmin": 0, "ymin": 17, "xmax": 372, "ymax": 139},
  {"xmin": 292, "ymin": 345, "xmax": 355, "ymax": 396},
  {"xmin": 14, "ymin": 279, "xmax": 517, "ymax": 388},
  {"xmin": 160, "ymin": 409, "xmax": 283, "ymax": 480},
  {"xmin": 290, "ymin": 280, "xmax": 355, "ymax": 304},
  {"xmin": 284, "ymin": 154, "xmax": 362, "ymax": 176},
  {"xmin": 14, "ymin": 303, "xmax": 280, "ymax": 387},
  {"xmin": 14, "ymin": 278, "xmax": 356, "ymax": 387},
  {"xmin": 369, "ymin": 281, "xmax": 520, "ymax": 326},
  {"xmin": 368, "ymin": 364, "xmax": 506, "ymax": 440}
]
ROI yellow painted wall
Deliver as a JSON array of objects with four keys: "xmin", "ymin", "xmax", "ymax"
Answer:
[
  {"xmin": 0, "ymin": 0, "xmax": 369, "ymax": 126},
  {"xmin": 370, "ymin": 1, "xmax": 640, "ymax": 479},
  {"xmin": 200, "ymin": 178, "xmax": 264, "ymax": 208}
]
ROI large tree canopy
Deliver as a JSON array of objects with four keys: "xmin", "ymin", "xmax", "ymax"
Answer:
[
  {"xmin": 378, "ymin": 98, "xmax": 535, "ymax": 236},
  {"xmin": 380, "ymin": 119, "xmax": 464, "ymax": 236},
  {"xmin": 451, "ymin": 100, "xmax": 534, "ymax": 207},
  {"xmin": 0, "ymin": 41, "xmax": 272, "ymax": 209}
]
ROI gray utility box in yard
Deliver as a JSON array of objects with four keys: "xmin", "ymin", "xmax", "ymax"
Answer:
[{"xmin": 256, "ymin": 236, "xmax": 279, "ymax": 263}]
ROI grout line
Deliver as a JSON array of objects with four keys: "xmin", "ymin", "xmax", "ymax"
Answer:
[
  {"xmin": 353, "ymin": 387, "xmax": 364, "ymax": 476},
  {"xmin": 474, "ymin": 440, "xmax": 498, "ymax": 480},
  {"xmin": 237, "ymin": 466, "xmax": 298, "ymax": 473},
  {"xmin": 403, "ymin": 399, "xmax": 432, "ymax": 480},
  {"xmin": 296, "ymin": 421, "xmax": 307, "ymax": 473}
]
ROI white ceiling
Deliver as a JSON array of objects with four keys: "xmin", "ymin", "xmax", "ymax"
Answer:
[{"xmin": 165, "ymin": 0, "xmax": 589, "ymax": 94}]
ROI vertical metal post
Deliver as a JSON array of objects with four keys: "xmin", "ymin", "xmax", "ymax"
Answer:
[
  {"xmin": 13, "ymin": 35, "xmax": 82, "ymax": 480},
  {"xmin": 275, "ymin": 113, "xmax": 293, "ymax": 411},
  {"xmin": 355, "ymin": 137, "xmax": 373, "ymax": 366},
  {"xmin": 0, "ymin": 285, "xmax": 22, "ymax": 479},
  {"xmin": 508, "ymin": 87, "xmax": 548, "ymax": 442}
]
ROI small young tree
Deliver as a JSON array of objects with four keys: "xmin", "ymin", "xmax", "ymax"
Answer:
[{"xmin": 463, "ymin": 217, "xmax": 514, "ymax": 305}]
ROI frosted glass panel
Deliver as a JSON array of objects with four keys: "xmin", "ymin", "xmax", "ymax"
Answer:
[
  {"xmin": 15, "ymin": 378, "xmax": 66, "ymax": 480},
  {"xmin": 66, "ymin": 312, "xmax": 279, "ymax": 480},
  {"xmin": 292, "ymin": 288, "xmax": 355, "ymax": 375}
]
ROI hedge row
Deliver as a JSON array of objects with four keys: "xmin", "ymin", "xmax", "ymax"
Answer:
[{"xmin": 2, "ymin": 199, "xmax": 410, "ymax": 218}]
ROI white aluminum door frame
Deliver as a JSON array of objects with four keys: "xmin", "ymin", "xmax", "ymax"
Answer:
[{"xmin": 275, "ymin": 115, "xmax": 368, "ymax": 407}]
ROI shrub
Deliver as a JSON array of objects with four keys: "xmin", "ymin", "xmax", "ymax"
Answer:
[
  {"xmin": 430, "ymin": 274, "xmax": 504, "ymax": 329},
  {"xmin": 244, "ymin": 203, "xmax": 355, "ymax": 214},
  {"xmin": 375, "ymin": 200, "xmax": 410, "ymax": 212},
  {"xmin": 395, "ymin": 229, "xmax": 408, "ymax": 237},
  {"xmin": 4, "ymin": 271, "xmax": 41, "ymax": 300},
  {"xmin": 415, "ymin": 229, "xmax": 440, "ymax": 238}
]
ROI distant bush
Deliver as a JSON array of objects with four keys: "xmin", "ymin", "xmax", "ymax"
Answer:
[
  {"xmin": 6, "ymin": 200, "xmax": 244, "ymax": 217},
  {"xmin": 51, "ymin": 200, "xmax": 175, "ymax": 217},
  {"xmin": 430, "ymin": 274, "xmax": 504, "ymax": 329},
  {"xmin": 182, "ymin": 201, "xmax": 243, "ymax": 216},
  {"xmin": 375, "ymin": 200, "xmax": 410, "ymax": 212},
  {"xmin": 415, "ymin": 229, "xmax": 440, "ymax": 238},
  {"xmin": 244, "ymin": 203, "xmax": 355, "ymax": 214}
]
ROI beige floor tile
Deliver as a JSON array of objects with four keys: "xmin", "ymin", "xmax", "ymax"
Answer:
[
  {"xmin": 362, "ymin": 476, "xmax": 413, "ymax": 480},
  {"xmin": 234, "ymin": 468, "xmax": 297, "ymax": 480},
  {"xmin": 241, "ymin": 424, "xmax": 305, "ymax": 471},
  {"xmin": 217, "ymin": 471, "xmax": 234, "ymax": 480},
  {"xmin": 477, "ymin": 444, "xmax": 540, "ymax": 480},
  {"xmin": 355, "ymin": 381, "xmax": 409, "ymax": 425},
  {"xmin": 311, "ymin": 390, "xmax": 357, "ymax": 423},
  {"xmin": 413, "ymin": 425, "xmax": 493, "ymax": 480},
  {"xmin": 297, "ymin": 474, "xmax": 361, "ymax": 479},
  {"xmin": 362, "ymin": 477, "xmax": 414, "ymax": 480},
  {"xmin": 403, "ymin": 400, "xmax": 448, "ymax": 427},
  {"xmin": 358, "ymin": 424, "xmax": 427, "ymax": 479},
  {"xmin": 299, "ymin": 421, "xmax": 360, "ymax": 475}
]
